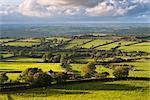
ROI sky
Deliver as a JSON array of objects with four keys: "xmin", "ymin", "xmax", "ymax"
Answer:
[{"xmin": 0, "ymin": 0, "xmax": 150, "ymax": 24}]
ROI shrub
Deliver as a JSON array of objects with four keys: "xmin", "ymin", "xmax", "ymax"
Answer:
[
  {"xmin": 113, "ymin": 67, "xmax": 129, "ymax": 78},
  {"xmin": 0, "ymin": 72, "xmax": 8, "ymax": 83},
  {"xmin": 82, "ymin": 62, "xmax": 97, "ymax": 78},
  {"xmin": 53, "ymin": 73, "xmax": 68, "ymax": 83},
  {"xmin": 95, "ymin": 72, "xmax": 110, "ymax": 79}
]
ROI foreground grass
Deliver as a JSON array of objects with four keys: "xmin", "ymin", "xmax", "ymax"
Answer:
[{"xmin": 0, "ymin": 80, "xmax": 149, "ymax": 100}]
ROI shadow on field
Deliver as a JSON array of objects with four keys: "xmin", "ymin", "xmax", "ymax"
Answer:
[
  {"xmin": 1, "ymin": 89, "xmax": 89, "ymax": 97},
  {"xmin": 134, "ymin": 69, "xmax": 148, "ymax": 71},
  {"xmin": 51, "ymin": 82, "xmax": 143, "ymax": 91}
]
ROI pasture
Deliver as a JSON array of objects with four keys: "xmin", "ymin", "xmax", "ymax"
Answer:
[
  {"xmin": 0, "ymin": 38, "xmax": 15, "ymax": 43},
  {"xmin": 0, "ymin": 80, "xmax": 149, "ymax": 100},
  {"xmin": 3, "ymin": 41, "xmax": 40, "ymax": 47},
  {"xmin": 65, "ymin": 39, "xmax": 91, "ymax": 49},
  {"xmin": 81, "ymin": 39, "xmax": 112, "ymax": 48},
  {"xmin": 119, "ymin": 42, "xmax": 150, "ymax": 52}
]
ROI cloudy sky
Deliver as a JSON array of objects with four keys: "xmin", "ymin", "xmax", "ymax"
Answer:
[{"xmin": 0, "ymin": 0, "xmax": 150, "ymax": 23}]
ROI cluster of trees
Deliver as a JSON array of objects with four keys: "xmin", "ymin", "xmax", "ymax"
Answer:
[
  {"xmin": 18, "ymin": 68, "xmax": 52, "ymax": 86},
  {"xmin": 81, "ymin": 61, "xmax": 131, "ymax": 79},
  {"xmin": 43, "ymin": 53, "xmax": 61, "ymax": 63},
  {"xmin": 0, "ymin": 72, "xmax": 8, "ymax": 83}
]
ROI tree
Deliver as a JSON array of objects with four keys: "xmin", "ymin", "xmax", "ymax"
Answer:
[
  {"xmin": 53, "ymin": 73, "xmax": 68, "ymax": 83},
  {"xmin": 61, "ymin": 63, "xmax": 72, "ymax": 72},
  {"xmin": 18, "ymin": 68, "xmax": 52, "ymax": 86},
  {"xmin": 0, "ymin": 72, "xmax": 8, "ymax": 83},
  {"xmin": 60, "ymin": 54, "xmax": 68, "ymax": 65},
  {"xmin": 42, "ymin": 54, "xmax": 48, "ymax": 63},
  {"xmin": 113, "ymin": 67, "xmax": 130, "ymax": 78},
  {"xmin": 0, "ymin": 55, "xmax": 3, "ymax": 60},
  {"xmin": 18, "ymin": 68, "xmax": 43, "ymax": 83},
  {"xmin": 95, "ymin": 72, "xmax": 109, "ymax": 79},
  {"xmin": 32, "ymin": 72, "xmax": 52, "ymax": 86},
  {"xmin": 53, "ymin": 54, "xmax": 61, "ymax": 63},
  {"xmin": 82, "ymin": 62, "xmax": 96, "ymax": 78},
  {"xmin": 40, "ymin": 37, "xmax": 46, "ymax": 43}
]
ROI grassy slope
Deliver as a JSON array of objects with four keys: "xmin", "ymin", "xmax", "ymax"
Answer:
[
  {"xmin": 81, "ymin": 39, "xmax": 111, "ymax": 48},
  {"xmin": 0, "ymin": 80, "xmax": 149, "ymax": 100},
  {"xmin": 65, "ymin": 39, "xmax": 90, "ymax": 49},
  {"xmin": 119, "ymin": 42, "xmax": 150, "ymax": 52}
]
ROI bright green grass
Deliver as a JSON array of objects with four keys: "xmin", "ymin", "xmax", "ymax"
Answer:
[
  {"xmin": 65, "ymin": 39, "xmax": 91, "ymax": 49},
  {"xmin": 119, "ymin": 42, "xmax": 150, "ymax": 52},
  {"xmin": 0, "ymin": 62, "xmax": 64, "ymax": 80},
  {"xmin": 0, "ymin": 53, "xmax": 13, "ymax": 58},
  {"xmin": 0, "ymin": 62, "xmax": 63, "ymax": 72},
  {"xmin": 119, "ymin": 40, "xmax": 137, "ymax": 46},
  {"xmin": 71, "ymin": 64, "xmax": 113, "ymax": 76},
  {"xmin": 6, "ymin": 57, "xmax": 43, "ymax": 62},
  {"xmin": 0, "ymin": 63, "xmax": 84, "ymax": 80},
  {"xmin": 82, "ymin": 39, "xmax": 112, "ymax": 48},
  {"xmin": 96, "ymin": 42, "xmax": 119, "ymax": 50},
  {"xmin": 0, "ymin": 39, "xmax": 15, "ymax": 43},
  {"xmin": 0, "ymin": 80, "xmax": 149, "ymax": 100},
  {"xmin": 4, "ymin": 42, "xmax": 40, "ymax": 47}
]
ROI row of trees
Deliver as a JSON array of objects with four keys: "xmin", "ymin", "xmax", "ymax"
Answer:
[
  {"xmin": 0, "ymin": 62, "xmax": 131, "ymax": 85},
  {"xmin": 81, "ymin": 62, "xmax": 130, "ymax": 79}
]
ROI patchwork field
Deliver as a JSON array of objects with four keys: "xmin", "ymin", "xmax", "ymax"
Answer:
[
  {"xmin": 65, "ymin": 39, "xmax": 91, "ymax": 49},
  {"xmin": 81, "ymin": 39, "xmax": 112, "ymax": 48},
  {"xmin": 119, "ymin": 42, "xmax": 150, "ymax": 52},
  {"xmin": 3, "ymin": 42, "xmax": 40, "ymax": 47},
  {"xmin": 0, "ymin": 36, "xmax": 150, "ymax": 100}
]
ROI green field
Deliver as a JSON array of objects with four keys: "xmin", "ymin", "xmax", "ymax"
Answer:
[
  {"xmin": 5, "ymin": 57, "xmax": 43, "ymax": 62},
  {"xmin": 0, "ymin": 80, "xmax": 149, "ymax": 100},
  {"xmin": 119, "ymin": 42, "xmax": 150, "ymax": 52},
  {"xmin": 96, "ymin": 42, "xmax": 119, "ymax": 50},
  {"xmin": 0, "ymin": 53, "xmax": 14, "ymax": 58},
  {"xmin": 0, "ymin": 38, "xmax": 15, "ymax": 43},
  {"xmin": 46, "ymin": 37, "xmax": 70, "ymax": 41},
  {"xmin": 18, "ymin": 38, "xmax": 41, "ymax": 42},
  {"xmin": 65, "ymin": 39, "xmax": 91, "ymax": 49},
  {"xmin": 81, "ymin": 39, "xmax": 112, "ymax": 48},
  {"xmin": 3, "ymin": 42, "xmax": 40, "ymax": 47},
  {"xmin": 114, "ymin": 60, "xmax": 150, "ymax": 78}
]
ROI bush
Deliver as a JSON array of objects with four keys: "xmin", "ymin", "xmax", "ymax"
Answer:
[
  {"xmin": 113, "ymin": 67, "xmax": 129, "ymax": 78},
  {"xmin": 95, "ymin": 72, "xmax": 109, "ymax": 79},
  {"xmin": 0, "ymin": 72, "xmax": 8, "ymax": 83},
  {"xmin": 53, "ymin": 73, "xmax": 68, "ymax": 83}
]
